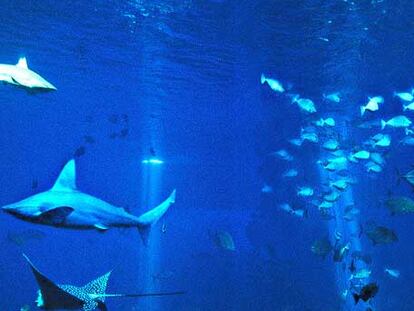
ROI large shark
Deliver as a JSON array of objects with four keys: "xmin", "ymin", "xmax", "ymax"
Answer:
[
  {"xmin": 0, "ymin": 57, "xmax": 56, "ymax": 91},
  {"xmin": 2, "ymin": 159, "xmax": 176, "ymax": 245},
  {"xmin": 23, "ymin": 254, "xmax": 185, "ymax": 311}
]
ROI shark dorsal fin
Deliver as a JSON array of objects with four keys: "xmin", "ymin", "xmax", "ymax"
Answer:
[
  {"xmin": 83, "ymin": 271, "xmax": 112, "ymax": 302},
  {"xmin": 16, "ymin": 57, "xmax": 28, "ymax": 69},
  {"xmin": 51, "ymin": 160, "xmax": 77, "ymax": 191}
]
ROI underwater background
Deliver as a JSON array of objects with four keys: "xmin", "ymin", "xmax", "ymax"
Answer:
[{"xmin": 0, "ymin": 0, "xmax": 414, "ymax": 310}]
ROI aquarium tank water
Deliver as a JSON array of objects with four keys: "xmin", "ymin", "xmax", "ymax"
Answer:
[{"xmin": 0, "ymin": 1, "xmax": 413, "ymax": 310}]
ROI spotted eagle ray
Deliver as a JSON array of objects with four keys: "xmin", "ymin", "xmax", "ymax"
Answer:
[
  {"xmin": 2, "ymin": 159, "xmax": 176, "ymax": 245},
  {"xmin": 0, "ymin": 57, "xmax": 56, "ymax": 91},
  {"xmin": 23, "ymin": 254, "xmax": 185, "ymax": 311}
]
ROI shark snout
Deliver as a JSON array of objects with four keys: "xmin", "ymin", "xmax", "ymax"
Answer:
[
  {"xmin": 1, "ymin": 204, "xmax": 19, "ymax": 214},
  {"xmin": 2, "ymin": 204, "xmax": 15, "ymax": 211}
]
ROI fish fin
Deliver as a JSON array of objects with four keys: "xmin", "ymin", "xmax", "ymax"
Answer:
[
  {"xmin": 381, "ymin": 120, "xmax": 386, "ymax": 130},
  {"xmin": 38, "ymin": 206, "xmax": 74, "ymax": 224},
  {"xmin": 136, "ymin": 189, "xmax": 176, "ymax": 245},
  {"xmin": 360, "ymin": 106, "xmax": 365, "ymax": 116},
  {"xmin": 260, "ymin": 74, "xmax": 266, "ymax": 84},
  {"xmin": 16, "ymin": 57, "xmax": 28, "ymax": 69},
  {"xmin": 51, "ymin": 159, "xmax": 77, "ymax": 191},
  {"xmin": 22, "ymin": 254, "xmax": 84, "ymax": 307},
  {"xmin": 83, "ymin": 271, "xmax": 112, "ymax": 302},
  {"xmin": 94, "ymin": 224, "xmax": 109, "ymax": 231}
]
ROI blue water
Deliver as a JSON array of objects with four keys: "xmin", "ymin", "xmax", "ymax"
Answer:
[{"xmin": 0, "ymin": 0, "xmax": 413, "ymax": 310}]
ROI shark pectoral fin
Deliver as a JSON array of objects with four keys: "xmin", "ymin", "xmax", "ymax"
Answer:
[
  {"xmin": 38, "ymin": 206, "xmax": 74, "ymax": 225},
  {"xmin": 16, "ymin": 57, "xmax": 28, "ymax": 69},
  {"xmin": 94, "ymin": 224, "xmax": 109, "ymax": 231}
]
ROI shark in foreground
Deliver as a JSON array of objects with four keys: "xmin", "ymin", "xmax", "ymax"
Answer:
[
  {"xmin": 2, "ymin": 159, "xmax": 176, "ymax": 245},
  {"xmin": 0, "ymin": 57, "xmax": 56, "ymax": 91},
  {"xmin": 23, "ymin": 254, "xmax": 185, "ymax": 311}
]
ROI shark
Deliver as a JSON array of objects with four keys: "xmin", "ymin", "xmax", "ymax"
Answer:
[
  {"xmin": 0, "ymin": 57, "xmax": 56, "ymax": 91},
  {"xmin": 2, "ymin": 159, "xmax": 176, "ymax": 245},
  {"xmin": 23, "ymin": 254, "xmax": 185, "ymax": 311}
]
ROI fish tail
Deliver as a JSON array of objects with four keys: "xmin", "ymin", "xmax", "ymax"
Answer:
[
  {"xmin": 352, "ymin": 293, "xmax": 360, "ymax": 304},
  {"xmin": 381, "ymin": 119, "xmax": 387, "ymax": 130},
  {"xmin": 403, "ymin": 104, "xmax": 408, "ymax": 111},
  {"xmin": 360, "ymin": 106, "xmax": 365, "ymax": 116},
  {"xmin": 136, "ymin": 190, "xmax": 176, "ymax": 246},
  {"xmin": 260, "ymin": 73, "xmax": 266, "ymax": 84}
]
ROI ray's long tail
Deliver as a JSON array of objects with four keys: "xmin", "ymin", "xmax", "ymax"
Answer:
[{"xmin": 91, "ymin": 290, "xmax": 186, "ymax": 299}]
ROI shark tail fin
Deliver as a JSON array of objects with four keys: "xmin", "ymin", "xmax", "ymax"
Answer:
[
  {"xmin": 260, "ymin": 74, "xmax": 266, "ymax": 84},
  {"xmin": 136, "ymin": 190, "xmax": 176, "ymax": 245}
]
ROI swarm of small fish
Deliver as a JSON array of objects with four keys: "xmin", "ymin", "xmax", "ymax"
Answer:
[{"xmin": 261, "ymin": 75, "xmax": 414, "ymax": 304}]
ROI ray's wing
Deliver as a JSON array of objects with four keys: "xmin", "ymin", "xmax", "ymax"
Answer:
[
  {"xmin": 23, "ymin": 254, "xmax": 84, "ymax": 309},
  {"xmin": 82, "ymin": 271, "xmax": 112, "ymax": 302}
]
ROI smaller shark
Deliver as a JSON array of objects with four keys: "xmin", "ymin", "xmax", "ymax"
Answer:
[
  {"xmin": 2, "ymin": 159, "xmax": 176, "ymax": 245},
  {"xmin": 0, "ymin": 57, "xmax": 56, "ymax": 91},
  {"xmin": 23, "ymin": 254, "xmax": 185, "ymax": 311}
]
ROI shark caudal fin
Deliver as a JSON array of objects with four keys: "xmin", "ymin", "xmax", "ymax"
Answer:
[
  {"xmin": 22, "ymin": 254, "xmax": 84, "ymax": 310},
  {"xmin": 136, "ymin": 189, "xmax": 176, "ymax": 245}
]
